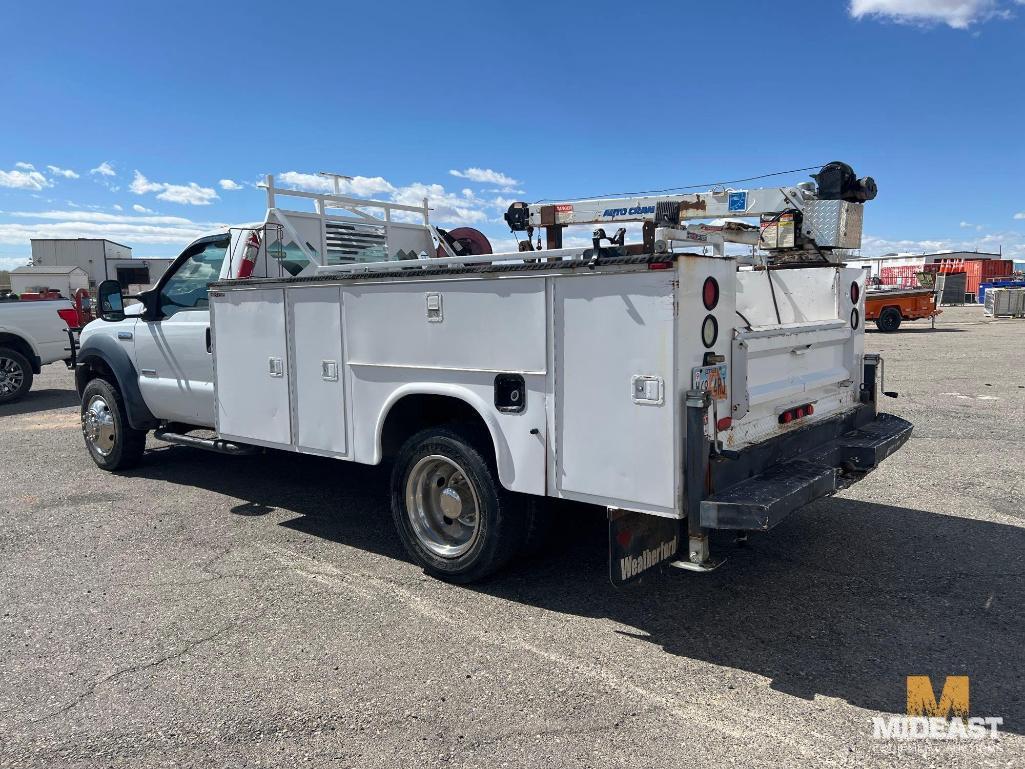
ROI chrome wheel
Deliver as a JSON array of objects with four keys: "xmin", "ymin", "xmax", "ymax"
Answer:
[
  {"xmin": 404, "ymin": 455, "xmax": 481, "ymax": 558},
  {"xmin": 0, "ymin": 355, "xmax": 25, "ymax": 397},
  {"xmin": 82, "ymin": 394, "xmax": 116, "ymax": 457}
]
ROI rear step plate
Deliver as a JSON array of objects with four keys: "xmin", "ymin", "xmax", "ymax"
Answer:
[
  {"xmin": 701, "ymin": 412, "xmax": 912, "ymax": 531},
  {"xmin": 700, "ymin": 461, "xmax": 836, "ymax": 530}
]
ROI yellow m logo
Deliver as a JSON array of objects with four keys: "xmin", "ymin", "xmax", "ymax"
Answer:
[{"xmin": 906, "ymin": 676, "xmax": 969, "ymax": 719}]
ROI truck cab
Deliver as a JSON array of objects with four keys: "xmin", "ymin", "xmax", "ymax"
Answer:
[{"xmin": 78, "ymin": 232, "xmax": 231, "ymax": 427}]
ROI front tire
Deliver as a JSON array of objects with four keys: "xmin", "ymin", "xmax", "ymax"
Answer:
[
  {"xmin": 0, "ymin": 347, "xmax": 33, "ymax": 404},
  {"xmin": 390, "ymin": 426, "xmax": 528, "ymax": 583},
  {"xmin": 81, "ymin": 378, "xmax": 147, "ymax": 470}
]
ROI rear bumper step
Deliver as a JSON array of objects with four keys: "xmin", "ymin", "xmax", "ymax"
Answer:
[{"xmin": 700, "ymin": 411, "xmax": 912, "ymax": 530}]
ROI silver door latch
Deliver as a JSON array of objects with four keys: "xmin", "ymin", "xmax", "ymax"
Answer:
[
  {"xmin": 426, "ymin": 293, "xmax": 443, "ymax": 322},
  {"xmin": 631, "ymin": 375, "xmax": 664, "ymax": 405},
  {"xmin": 321, "ymin": 360, "xmax": 338, "ymax": 381},
  {"xmin": 268, "ymin": 357, "xmax": 284, "ymax": 377}
]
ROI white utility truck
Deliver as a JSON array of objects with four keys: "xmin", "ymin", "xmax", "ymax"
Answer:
[
  {"xmin": 76, "ymin": 162, "xmax": 911, "ymax": 584},
  {"xmin": 0, "ymin": 299, "xmax": 78, "ymax": 403}
]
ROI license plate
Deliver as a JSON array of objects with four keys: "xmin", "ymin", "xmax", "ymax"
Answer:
[
  {"xmin": 692, "ymin": 364, "xmax": 728, "ymax": 401},
  {"xmin": 609, "ymin": 508, "xmax": 680, "ymax": 586}
]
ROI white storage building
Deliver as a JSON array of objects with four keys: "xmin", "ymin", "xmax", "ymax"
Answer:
[
  {"xmin": 9, "ymin": 265, "xmax": 90, "ymax": 297},
  {"xmin": 30, "ymin": 238, "xmax": 172, "ymax": 289}
]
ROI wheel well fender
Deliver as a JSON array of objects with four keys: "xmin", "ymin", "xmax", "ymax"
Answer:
[
  {"xmin": 375, "ymin": 386, "xmax": 512, "ymax": 488},
  {"xmin": 0, "ymin": 332, "xmax": 39, "ymax": 372},
  {"xmin": 75, "ymin": 333, "xmax": 157, "ymax": 430}
]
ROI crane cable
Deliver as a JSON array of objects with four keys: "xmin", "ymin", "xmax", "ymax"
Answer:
[{"xmin": 533, "ymin": 164, "xmax": 828, "ymax": 204}]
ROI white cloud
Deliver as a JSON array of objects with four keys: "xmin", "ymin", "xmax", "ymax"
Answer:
[
  {"xmin": 219, "ymin": 178, "xmax": 243, "ymax": 191},
  {"xmin": 156, "ymin": 183, "xmax": 219, "ymax": 205},
  {"xmin": 449, "ymin": 167, "xmax": 520, "ymax": 188},
  {"xmin": 391, "ymin": 182, "xmax": 490, "ymax": 225},
  {"xmin": 1014, "ymin": 211, "xmax": 1025, "ymax": 220},
  {"xmin": 959, "ymin": 220, "xmax": 984, "ymax": 231},
  {"xmin": 0, "ymin": 165, "xmax": 51, "ymax": 191},
  {"xmin": 90, "ymin": 161, "xmax": 116, "ymax": 177},
  {"xmin": 46, "ymin": 165, "xmax": 79, "ymax": 179},
  {"xmin": 2, "ymin": 209, "xmax": 200, "ymax": 225},
  {"xmin": 112, "ymin": 204, "xmax": 123, "ymax": 211},
  {"xmin": 0, "ymin": 209, "xmax": 225, "ymax": 247},
  {"xmin": 848, "ymin": 0, "xmax": 1013, "ymax": 29},
  {"xmin": 130, "ymin": 170, "xmax": 219, "ymax": 205},
  {"xmin": 859, "ymin": 231, "xmax": 1023, "ymax": 259},
  {"xmin": 276, "ymin": 171, "xmax": 396, "ymax": 197},
  {"xmin": 0, "ymin": 255, "xmax": 32, "ymax": 270},
  {"xmin": 132, "ymin": 203, "xmax": 154, "ymax": 213},
  {"xmin": 129, "ymin": 170, "xmax": 162, "ymax": 195},
  {"xmin": 275, "ymin": 170, "xmax": 523, "ymax": 227}
]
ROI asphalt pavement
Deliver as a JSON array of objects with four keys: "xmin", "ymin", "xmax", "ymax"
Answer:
[{"xmin": 1, "ymin": 306, "xmax": 1023, "ymax": 768}]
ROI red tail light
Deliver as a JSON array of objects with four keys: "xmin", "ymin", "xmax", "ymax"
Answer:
[
  {"xmin": 647, "ymin": 261, "xmax": 672, "ymax": 270},
  {"xmin": 779, "ymin": 403, "xmax": 816, "ymax": 425},
  {"xmin": 716, "ymin": 417, "xmax": 732, "ymax": 431},
  {"xmin": 702, "ymin": 277, "xmax": 720, "ymax": 310},
  {"xmin": 57, "ymin": 308, "xmax": 79, "ymax": 328}
]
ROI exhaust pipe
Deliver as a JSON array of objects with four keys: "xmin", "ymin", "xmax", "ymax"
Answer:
[{"xmin": 154, "ymin": 429, "xmax": 260, "ymax": 456}]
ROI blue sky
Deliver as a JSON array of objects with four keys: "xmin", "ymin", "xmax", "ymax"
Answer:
[{"xmin": 1, "ymin": 0, "xmax": 1023, "ymax": 269}]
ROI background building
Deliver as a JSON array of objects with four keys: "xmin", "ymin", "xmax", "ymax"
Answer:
[
  {"xmin": 9, "ymin": 265, "xmax": 89, "ymax": 297},
  {"xmin": 30, "ymin": 238, "xmax": 172, "ymax": 289},
  {"xmin": 844, "ymin": 250, "xmax": 1001, "ymax": 279}
]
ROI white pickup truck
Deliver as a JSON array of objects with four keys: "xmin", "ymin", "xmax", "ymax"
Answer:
[
  {"xmin": 0, "ymin": 299, "xmax": 78, "ymax": 403},
  {"xmin": 75, "ymin": 163, "xmax": 911, "ymax": 584}
]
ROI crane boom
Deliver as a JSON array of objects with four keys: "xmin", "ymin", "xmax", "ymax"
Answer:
[{"xmin": 503, "ymin": 161, "xmax": 876, "ymax": 261}]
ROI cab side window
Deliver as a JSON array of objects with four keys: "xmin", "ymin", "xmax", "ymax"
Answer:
[{"xmin": 159, "ymin": 237, "xmax": 229, "ymax": 318}]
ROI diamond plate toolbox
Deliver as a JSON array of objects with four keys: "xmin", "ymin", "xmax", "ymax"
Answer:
[{"xmin": 802, "ymin": 200, "xmax": 864, "ymax": 249}]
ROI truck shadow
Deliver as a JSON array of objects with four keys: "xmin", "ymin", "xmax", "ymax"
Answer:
[
  {"xmin": 0, "ymin": 388, "xmax": 79, "ymax": 417},
  {"xmin": 128, "ymin": 445, "xmax": 1025, "ymax": 734}
]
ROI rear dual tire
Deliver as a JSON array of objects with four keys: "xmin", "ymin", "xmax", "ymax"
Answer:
[{"xmin": 390, "ymin": 426, "xmax": 532, "ymax": 583}]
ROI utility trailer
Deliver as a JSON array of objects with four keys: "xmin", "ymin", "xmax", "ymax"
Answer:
[
  {"xmin": 78, "ymin": 162, "xmax": 911, "ymax": 584},
  {"xmin": 865, "ymin": 287, "xmax": 940, "ymax": 332}
]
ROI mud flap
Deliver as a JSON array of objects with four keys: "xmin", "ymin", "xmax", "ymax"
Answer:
[{"xmin": 608, "ymin": 508, "xmax": 680, "ymax": 586}]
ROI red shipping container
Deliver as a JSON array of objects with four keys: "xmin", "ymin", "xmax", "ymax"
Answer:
[{"xmin": 935, "ymin": 259, "xmax": 1013, "ymax": 295}]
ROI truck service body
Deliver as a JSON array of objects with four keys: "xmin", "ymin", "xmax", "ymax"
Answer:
[{"xmin": 75, "ymin": 163, "xmax": 911, "ymax": 583}]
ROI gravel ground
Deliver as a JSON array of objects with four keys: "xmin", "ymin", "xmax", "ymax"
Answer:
[{"xmin": 1, "ymin": 306, "xmax": 1023, "ymax": 768}]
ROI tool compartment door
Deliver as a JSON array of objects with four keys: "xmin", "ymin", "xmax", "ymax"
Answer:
[
  {"xmin": 287, "ymin": 286, "xmax": 347, "ymax": 456},
  {"xmin": 212, "ymin": 288, "xmax": 291, "ymax": 446},
  {"xmin": 553, "ymin": 271, "xmax": 677, "ymax": 514}
]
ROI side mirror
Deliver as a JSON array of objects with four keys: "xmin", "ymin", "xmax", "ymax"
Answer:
[{"xmin": 97, "ymin": 280, "xmax": 126, "ymax": 322}]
